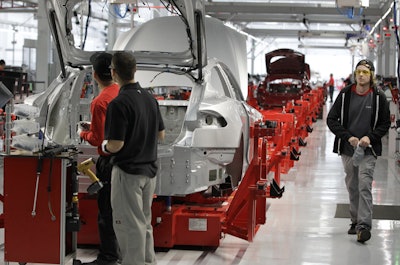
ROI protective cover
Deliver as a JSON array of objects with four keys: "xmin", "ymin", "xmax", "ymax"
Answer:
[{"xmin": 0, "ymin": 82, "xmax": 13, "ymax": 108}]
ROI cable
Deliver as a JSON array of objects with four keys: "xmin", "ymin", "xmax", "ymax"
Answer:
[
  {"xmin": 47, "ymin": 157, "xmax": 56, "ymax": 221},
  {"xmin": 41, "ymin": 103, "xmax": 50, "ymax": 152},
  {"xmin": 113, "ymin": 4, "xmax": 129, "ymax": 18},
  {"xmin": 81, "ymin": 0, "xmax": 92, "ymax": 50}
]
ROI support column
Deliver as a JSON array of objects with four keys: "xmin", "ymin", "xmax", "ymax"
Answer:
[
  {"xmin": 107, "ymin": 8, "xmax": 117, "ymax": 50},
  {"xmin": 250, "ymin": 39, "xmax": 255, "ymax": 75},
  {"xmin": 36, "ymin": 0, "xmax": 51, "ymax": 93},
  {"xmin": 381, "ymin": 33, "xmax": 396, "ymax": 77}
]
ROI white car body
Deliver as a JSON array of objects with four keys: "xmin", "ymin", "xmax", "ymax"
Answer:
[{"xmin": 26, "ymin": 0, "xmax": 262, "ymax": 195}]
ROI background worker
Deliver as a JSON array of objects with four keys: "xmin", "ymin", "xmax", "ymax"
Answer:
[
  {"xmin": 78, "ymin": 52, "xmax": 120, "ymax": 265},
  {"xmin": 0, "ymin": 59, "xmax": 5, "ymax": 70},
  {"xmin": 328, "ymin": 73, "xmax": 335, "ymax": 102},
  {"xmin": 326, "ymin": 59, "xmax": 390, "ymax": 243},
  {"xmin": 102, "ymin": 51, "xmax": 165, "ymax": 265}
]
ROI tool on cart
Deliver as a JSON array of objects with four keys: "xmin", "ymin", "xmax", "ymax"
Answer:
[
  {"xmin": 31, "ymin": 145, "xmax": 78, "ymax": 218},
  {"xmin": 77, "ymin": 158, "xmax": 103, "ymax": 195},
  {"xmin": 31, "ymin": 154, "xmax": 43, "ymax": 217}
]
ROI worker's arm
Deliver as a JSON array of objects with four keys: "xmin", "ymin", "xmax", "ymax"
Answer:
[
  {"xmin": 103, "ymin": 130, "xmax": 163, "ymax": 154},
  {"xmin": 158, "ymin": 129, "xmax": 165, "ymax": 143},
  {"xmin": 80, "ymin": 100, "xmax": 106, "ymax": 147},
  {"xmin": 102, "ymin": 139, "xmax": 124, "ymax": 154}
]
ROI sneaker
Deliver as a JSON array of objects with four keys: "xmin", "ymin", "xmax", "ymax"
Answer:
[
  {"xmin": 357, "ymin": 228, "xmax": 371, "ymax": 243},
  {"xmin": 348, "ymin": 223, "xmax": 357, "ymax": 235}
]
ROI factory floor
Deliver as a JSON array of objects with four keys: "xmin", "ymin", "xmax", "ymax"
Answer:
[{"xmin": 0, "ymin": 98, "xmax": 400, "ymax": 265}]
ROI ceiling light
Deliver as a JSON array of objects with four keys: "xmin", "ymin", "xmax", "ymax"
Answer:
[
  {"xmin": 109, "ymin": 0, "xmax": 132, "ymax": 3},
  {"xmin": 336, "ymin": 0, "xmax": 369, "ymax": 8}
]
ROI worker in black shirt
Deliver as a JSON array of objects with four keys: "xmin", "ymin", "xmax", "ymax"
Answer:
[{"xmin": 102, "ymin": 51, "xmax": 165, "ymax": 265}]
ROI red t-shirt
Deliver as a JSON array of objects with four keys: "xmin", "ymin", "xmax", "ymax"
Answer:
[
  {"xmin": 80, "ymin": 83, "xmax": 119, "ymax": 155},
  {"xmin": 328, "ymin": 76, "xmax": 334, "ymax": 87}
]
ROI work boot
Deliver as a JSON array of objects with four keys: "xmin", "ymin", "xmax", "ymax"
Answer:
[
  {"xmin": 348, "ymin": 223, "xmax": 357, "ymax": 235},
  {"xmin": 357, "ymin": 227, "xmax": 371, "ymax": 243}
]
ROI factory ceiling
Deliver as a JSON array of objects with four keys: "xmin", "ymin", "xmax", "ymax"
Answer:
[
  {"xmin": 205, "ymin": 0, "xmax": 394, "ymax": 48},
  {"xmin": 0, "ymin": 0, "xmax": 395, "ymax": 50}
]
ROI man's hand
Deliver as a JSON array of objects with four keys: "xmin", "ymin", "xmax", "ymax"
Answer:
[
  {"xmin": 359, "ymin": 136, "xmax": 371, "ymax": 148},
  {"xmin": 79, "ymin": 121, "xmax": 91, "ymax": 131},
  {"xmin": 348, "ymin": 136, "xmax": 359, "ymax": 147},
  {"xmin": 77, "ymin": 121, "xmax": 91, "ymax": 135}
]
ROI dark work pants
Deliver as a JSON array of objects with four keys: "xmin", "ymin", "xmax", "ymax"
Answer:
[
  {"xmin": 96, "ymin": 156, "xmax": 120, "ymax": 263},
  {"xmin": 329, "ymin": 86, "xmax": 334, "ymax": 102}
]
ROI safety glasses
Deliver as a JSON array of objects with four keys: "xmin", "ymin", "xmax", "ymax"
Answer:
[{"xmin": 355, "ymin": 69, "xmax": 370, "ymax": 75}]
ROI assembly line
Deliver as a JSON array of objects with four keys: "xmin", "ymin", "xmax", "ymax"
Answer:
[{"xmin": 0, "ymin": 0, "xmax": 399, "ymax": 264}]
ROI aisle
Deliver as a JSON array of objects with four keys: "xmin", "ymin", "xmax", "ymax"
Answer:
[{"xmin": 1, "ymin": 102, "xmax": 400, "ymax": 265}]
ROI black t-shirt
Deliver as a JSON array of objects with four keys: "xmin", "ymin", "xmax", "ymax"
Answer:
[{"xmin": 104, "ymin": 82, "xmax": 165, "ymax": 177}]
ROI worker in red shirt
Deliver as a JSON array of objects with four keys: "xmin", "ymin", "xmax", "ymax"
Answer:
[
  {"xmin": 78, "ymin": 52, "xmax": 120, "ymax": 265},
  {"xmin": 328, "ymin": 73, "xmax": 335, "ymax": 102}
]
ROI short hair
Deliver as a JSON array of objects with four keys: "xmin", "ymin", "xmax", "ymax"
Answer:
[
  {"xmin": 0, "ymin": 60, "xmax": 5, "ymax": 65},
  {"xmin": 112, "ymin": 51, "xmax": 136, "ymax": 82},
  {"xmin": 90, "ymin": 52, "xmax": 113, "ymax": 82}
]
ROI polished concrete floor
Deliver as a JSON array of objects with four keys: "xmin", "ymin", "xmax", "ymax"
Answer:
[{"xmin": 1, "ymin": 100, "xmax": 400, "ymax": 265}]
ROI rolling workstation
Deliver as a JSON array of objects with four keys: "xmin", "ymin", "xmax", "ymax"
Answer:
[
  {"xmin": 3, "ymin": 147, "xmax": 80, "ymax": 265},
  {"xmin": 0, "ymin": 0, "xmax": 400, "ymax": 264}
]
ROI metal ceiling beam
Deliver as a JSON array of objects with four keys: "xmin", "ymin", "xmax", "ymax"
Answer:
[
  {"xmin": 204, "ymin": 2, "xmax": 385, "ymax": 40},
  {"xmin": 209, "ymin": 13, "xmax": 381, "ymax": 26},
  {"xmin": 298, "ymin": 44, "xmax": 350, "ymax": 49},
  {"xmin": 204, "ymin": 2, "xmax": 383, "ymax": 17},
  {"xmin": 0, "ymin": 0, "xmax": 37, "ymax": 12},
  {"xmin": 244, "ymin": 28, "xmax": 363, "ymax": 39},
  {"xmin": 0, "ymin": 8, "xmax": 36, "ymax": 13}
]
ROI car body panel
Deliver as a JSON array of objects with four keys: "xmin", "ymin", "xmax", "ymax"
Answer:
[{"xmin": 134, "ymin": 59, "xmax": 261, "ymax": 195}]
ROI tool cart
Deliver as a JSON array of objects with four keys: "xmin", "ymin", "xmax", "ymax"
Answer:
[{"xmin": 3, "ymin": 146, "xmax": 82, "ymax": 265}]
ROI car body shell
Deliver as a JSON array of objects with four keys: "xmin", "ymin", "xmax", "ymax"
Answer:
[
  {"xmin": 25, "ymin": 0, "xmax": 263, "ymax": 196},
  {"xmin": 257, "ymin": 48, "xmax": 312, "ymax": 108}
]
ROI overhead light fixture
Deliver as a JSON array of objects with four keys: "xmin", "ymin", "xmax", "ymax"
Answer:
[
  {"xmin": 224, "ymin": 22, "xmax": 266, "ymax": 45},
  {"xmin": 368, "ymin": 2, "xmax": 394, "ymax": 36},
  {"xmin": 109, "ymin": 0, "xmax": 133, "ymax": 3},
  {"xmin": 336, "ymin": 0, "xmax": 369, "ymax": 8},
  {"xmin": 298, "ymin": 44, "xmax": 348, "ymax": 50}
]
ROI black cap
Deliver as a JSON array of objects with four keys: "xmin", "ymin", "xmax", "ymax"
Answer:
[
  {"xmin": 90, "ymin": 52, "xmax": 112, "ymax": 81},
  {"xmin": 356, "ymin": 59, "xmax": 375, "ymax": 72}
]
